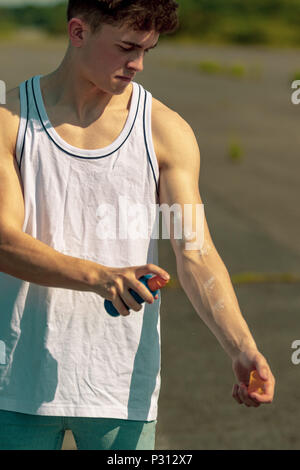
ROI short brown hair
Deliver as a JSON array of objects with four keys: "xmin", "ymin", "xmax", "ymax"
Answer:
[{"xmin": 67, "ymin": 0, "xmax": 179, "ymax": 35}]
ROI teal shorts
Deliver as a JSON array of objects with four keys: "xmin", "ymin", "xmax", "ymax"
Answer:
[{"xmin": 0, "ymin": 410, "xmax": 157, "ymax": 450}]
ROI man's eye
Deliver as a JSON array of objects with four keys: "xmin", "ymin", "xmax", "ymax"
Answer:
[{"xmin": 119, "ymin": 46, "xmax": 150, "ymax": 54}]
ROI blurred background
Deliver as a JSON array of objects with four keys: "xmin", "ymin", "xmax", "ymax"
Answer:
[{"xmin": 1, "ymin": 0, "xmax": 300, "ymax": 450}]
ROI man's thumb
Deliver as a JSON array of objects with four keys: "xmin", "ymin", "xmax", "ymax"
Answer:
[{"xmin": 256, "ymin": 363, "xmax": 269, "ymax": 381}]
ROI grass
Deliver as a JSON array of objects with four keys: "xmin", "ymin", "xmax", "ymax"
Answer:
[
  {"xmin": 198, "ymin": 60, "xmax": 263, "ymax": 80},
  {"xmin": 228, "ymin": 137, "xmax": 244, "ymax": 163},
  {"xmin": 198, "ymin": 60, "xmax": 223, "ymax": 75},
  {"xmin": 158, "ymin": 56, "xmax": 262, "ymax": 81},
  {"xmin": 172, "ymin": 13, "xmax": 300, "ymax": 49},
  {"xmin": 164, "ymin": 272, "xmax": 300, "ymax": 289},
  {"xmin": 290, "ymin": 70, "xmax": 300, "ymax": 84},
  {"xmin": 232, "ymin": 272, "xmax": 300, "ymax": 284},
  {"xmin": 0, "ymin": 21, "xmax": 18, "ymax": 39},
  {"xmin": 198, "ymin": 60, "xmax": 246, "ymax": 78}
]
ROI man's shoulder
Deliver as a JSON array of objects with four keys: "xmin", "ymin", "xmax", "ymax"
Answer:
[
  {"xmin": 152, "ymin": 96, "xmax": 189, "ymax": 131},
  {"xmin": 0, "ymin": 87, "xmax": 21, "ymax": 155},
  {"xmin": 151, "ymin": 96, "xmax": 198, "ymax": 169}
]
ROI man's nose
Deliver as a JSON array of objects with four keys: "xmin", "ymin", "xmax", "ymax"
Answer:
[{"xmin": 126, "ymin": 52, "xmax": 144, "ymax": 73}]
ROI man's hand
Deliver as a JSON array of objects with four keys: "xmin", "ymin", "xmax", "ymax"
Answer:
[
  {"xmin": 232, "ymin": 349, "xmax": 275, "ymax": 407},
  {"xmin": 91, "ymin": 263, "xmax": 170, "ymax": 317}
]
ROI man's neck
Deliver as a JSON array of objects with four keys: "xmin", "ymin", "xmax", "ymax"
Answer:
[{"xmin": 39, "ymin": 56, "xmax": 131, "ymax": 126}]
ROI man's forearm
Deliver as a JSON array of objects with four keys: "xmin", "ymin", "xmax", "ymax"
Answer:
[
  {"xmin": 177, "ymin": 251, "xmax": 257, "ymax": 359},
  {"xmin": 0, "ymin": 228, "xmax": 97, "ymax": 292}
]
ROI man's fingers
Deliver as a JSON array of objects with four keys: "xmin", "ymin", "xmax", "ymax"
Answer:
[
  {"xmin": 112, "ymin": 297, "xmax": 130, "ymax": 317},
  {"xmin": 123, "ymin": 283, "xmax": 150, "ymax": 309},
  {"xmin": 232, "ymin": 384, "xmax": 243, "ymax": 404},
  {"xmin": 248, "ymin": 378, "xmax": 275, "ymax": 404},
  {"xmin": 248, "ymin": 367, "xmax": 275, "ymax": 404},
  {"xmin": 249, "ymin": 392, "xmax": 272, "ymax": 404},
  {"xmin": 131, "ymin": 279, "xmax": 155, "ymax": 304},
  {"xmin": 237, "ymin": 383, "xmax": 260, "ymax": 407},
  {"xmin": 137, "ymin": 264, "xmax": 170, "ymax": 281}
]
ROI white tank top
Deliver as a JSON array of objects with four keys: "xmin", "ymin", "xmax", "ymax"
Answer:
[{"xmin": 0, "ymin": 75, "xmax": 162, "ymax": 420}]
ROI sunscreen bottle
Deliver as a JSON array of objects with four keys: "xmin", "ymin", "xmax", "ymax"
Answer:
[{"xmin": 104, "ymin": 274, "xmax": 169, "ymax": 317}]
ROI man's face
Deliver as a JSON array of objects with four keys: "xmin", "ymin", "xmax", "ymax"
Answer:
[{"xmin": 78, "ymin": 22, "xmax": 159, "ymax": 94}]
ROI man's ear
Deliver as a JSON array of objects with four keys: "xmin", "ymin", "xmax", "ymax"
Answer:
[{"xmin": 68, "ymin": 18, "xmax": 90, "ymax": 48}]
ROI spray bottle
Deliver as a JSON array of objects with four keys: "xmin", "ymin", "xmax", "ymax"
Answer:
[{"xmin": 104, "ymin": 274, "xmax": 169, "ymax": 317}]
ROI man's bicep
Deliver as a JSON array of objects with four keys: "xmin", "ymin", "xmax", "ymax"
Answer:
[
  {"xmin": 157, "ymin": 118, "xmax": 216, "ymax": 260},
  {"xmin": 159, "ymin": 164, "xmax": 213, "ymax": 260}
]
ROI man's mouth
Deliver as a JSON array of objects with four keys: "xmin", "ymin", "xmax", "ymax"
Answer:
[{"xmin": 116, "ymin": 76, "xmax": 134, "ymax": 82}]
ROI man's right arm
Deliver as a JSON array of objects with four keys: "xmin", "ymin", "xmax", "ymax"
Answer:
[
  {"xmin": 0, "ymin": 89, "xmax": 103, "ymax": 293},
  {"xmin": 0, "ymin": 89, "xmax": 169, "ymax": 315}
]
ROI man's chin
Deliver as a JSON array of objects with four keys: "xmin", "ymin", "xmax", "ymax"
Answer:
[{"xmin": 111, "ymin": 79, "xmax": 131, "ymax": 94}]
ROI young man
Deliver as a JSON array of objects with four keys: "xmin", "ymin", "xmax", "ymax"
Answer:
[{"xmin": 0, "ymin": 0, "xmax": 275, "ymax": 450}]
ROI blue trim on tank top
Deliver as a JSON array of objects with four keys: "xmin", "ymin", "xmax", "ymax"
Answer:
[
  {"xmin": 19, "ymin": 80, "xmax": 29, "ymax": 171},
  {"xmin": 143, "ymin": 89, "xmax": 159, "ymax": 199},
  {"xmin": 20, "ymin": 77, "xmax": 159, "ymax": 199},
  {"xmin": 31, "ymin": 77, "xmax": 141, "ymax": 160}
]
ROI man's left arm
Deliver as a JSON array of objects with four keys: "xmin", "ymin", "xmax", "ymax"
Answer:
[{"xmin": 153, "ymin": 104, "xmax": 275, "ymax": 407}]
